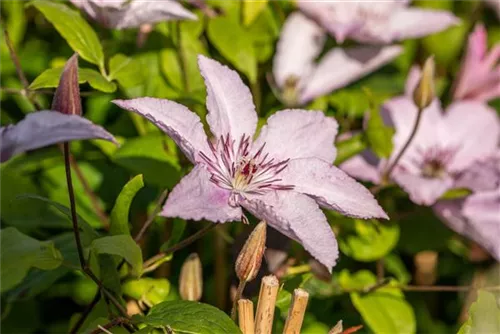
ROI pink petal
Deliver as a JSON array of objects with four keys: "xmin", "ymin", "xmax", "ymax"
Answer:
[
  {"xmin": 300, "ymin": 45, "xmax": 402, "ymax": 104},
  {"xmin": 241, "ymin": 191, "xmax": 339, "ymax": 271},
  {"xmin": 392, "ymin": 171, "xmax": 453, "ymax": 206},
  {"xmin": 273, "ymin": 12, "xmax": 325, "ymax": 90},
  {"xmin": 112, "ymin": 97, "xmax": 209, "ymax": 164},
  {"xmin": 78, "ymin": 0, "xmax": 197, "ymax": 29},
  {"xmin": 442, "ymin": 102, "xmax": 499, "ymax": 171},
  {"xmin": 198, "ymin": 55, "xmax": 257, "ymax": 143},
  {"xmin": 434, "ymin": 190, "xmax": 500, "ymax": 261},
  {"xmin": 0, "ymin": 111, "xmax": 117, "ymax": 162},
  {"xmin": 252, "ymin": 109, "xmax": 338, "ymax": 163},
  {"xmin": 281, "ymin": 158, "xmax": 388, "ymax": 219},
  {"xmin": 387, "ymin": 8, "xmax": 460, "ymax": 41},
  {"xmin": 340, "ymin": 150, "xmax": 383, "ymax": 184},
  {"xmin": 161, "ymin": 165, "xmax": 242, "ymax": 223},
  {"xmin": 455, "ymin": 153, "xmax": 500, "ymax": 192}
]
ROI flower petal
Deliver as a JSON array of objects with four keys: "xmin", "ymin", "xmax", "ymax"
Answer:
[
  {"xmin": 300, "ymin": 45, "xmax": 402, "ymax": 104},
  {"xmin": 241, "ymin": 191, "xmax": 339, "ymax": 271},
  {"xmin": 77, "ymin": 0, "xmax": 197, "ymax": 29},
  {"xmin": 455, "ymin": 153, "xmax": 500, "ymax": 192},
  {"xmin": 273, "ymin": 12, "xmax": 325, "ymax": 89},
  {"xmin": 392, "ymin": 171, "xmax": 453, "ymax": 206},
  {"xmin": 281, "ymin": 158, "xmax": 388, "ymax": 219},
  {"xmin": 340, "ymin": 149, "xmax": 383, "ymax": 184},
  {"xmin": 198, "ymin": 55, "xmax": 257, "ymax": 142},
  {"xmin": 252, "ymin": 109, "xmax": 338, "ymax": 163},
  {"xmin": 387, "ymin": 8, "xmax": 459, "ymax": 41},
  {"xmin": 441, "ymin": 102, "xmax": 500, "ymax": 171},
  {"xmin": 0, "ymin": 111, "xmax": 117, "ymax": 162},
  {"xmin": 161, "ymin": 165, "xmax": 242, "ymax": 223},
  {"xmin": 112, "ymin": 97, "xmax": 209, "ymax": 163}
]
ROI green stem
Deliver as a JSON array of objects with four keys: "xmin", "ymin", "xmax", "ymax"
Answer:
[
  {"xmin": 382, "ymin": 106, "xmax": 424, "ymax": 181},
  {"xmin": 230, "ymin": 280, "xmax": 247, "ymax": 321}
]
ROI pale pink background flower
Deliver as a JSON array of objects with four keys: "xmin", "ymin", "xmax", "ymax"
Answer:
[
  {"xmin": 297, "ymin": 0, "xmax": 459, "ymax": 44},
  {"xmin": 0, "ymin": 111, "xmax": 117, "ymax": 162},
  {"xmin": 114, "ymin": 55, "xmax": 388, "ymax": 270},
  {"xmin": 273, "ymin": 12, "xmax": 402, "ymax": 106},
  {"xmin": 453, "ymin": 24, "xmax": 500, "ymax": 102},
  {"xmin": 341, "ymin": 67, "xmax": 500, "ymax": 206},
  {"xmin": 434, "ymin": 154, "xmax": 500, "ymax": 261},
  {"xmin": 70, "ymin": 0, "xmax": 197, "ymax": 29},
  {"xmin": 485, "ymin": 0, "xmax": 500, "ymax": 19}
]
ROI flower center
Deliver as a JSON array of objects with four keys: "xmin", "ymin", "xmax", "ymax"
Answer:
[
  {"xmin": 199, "ymin": 134, "xmax": 293, "ymax": 200},
  {"xmin": 415, "ymin": 146, "xmax": 457, "ymax": 179}
]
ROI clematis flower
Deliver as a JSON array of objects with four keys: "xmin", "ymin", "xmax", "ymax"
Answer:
[
  {"xmin": 452, "ymin": 24, "xmax": 500, "ymax": 102},
  {"xmin": 0, "ymin": 111, "xmax": 117, "ymax": 162},
  {"xmin": 113, "ymin": 55, "xmax": 388, "ymax": 270},
  {"xmin": 273, "ymin": 12, "xmax": 402, "ymax": 107},
  {"xmin": 297, "ymin": 0, "xmax": 459, "ymax": 44},
  {"xmin": 341, "ymin": 67, "xmax": 500, "ymax": 205},
  {"xmin": 434, "ymin": 154, "xmax": 500, "ymax": 261},
  {"xmin": 70, "ymin": 0, "xmax": 197, "ymax": 30}
]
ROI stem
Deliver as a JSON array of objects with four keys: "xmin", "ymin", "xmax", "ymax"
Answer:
[
  {"xmin": 70, "ymin": 291, "xmax": 102, "ymax": 334},
  {"xmin": 2, "ymin": 21, "xmax": 43, "ymax": 110},
  {"xmin": 64, "ymin": 142, "xmax": 86, "ymax": 269},
  {"xmin": 134, "ymin": 189, "xmax": 169, "ymax": 242},
  {"xmin": 176, "ymin": 22, "xmax": 190, "ymax": 93},
  {"xmin": 89, "ymin": 317, "xmax": 130, "ymax": 334},
  {"xmin": 382, "ymin": 106, "xmax": 424, "ymax": 180},
  {"xmin": 69, "ymin": 154, "xmax": 110, "ymax": 228},
  {"xmin": 63, "ymin": 143, "xmax": 130, "ymax": 320},
  {"xmin": 376, "ymin": 259, "xmax": 385, "ymax": 281},
  {"xmin": 231, "ymin": 280, "xmax": 247, "ymax": 321},
  {"xmin": 142, "ymin": 224, "xmax": 216, "ymax": 270},
  {"xmin": 215, "ymin": 224, "xmax": 228, "ymax": 310}
]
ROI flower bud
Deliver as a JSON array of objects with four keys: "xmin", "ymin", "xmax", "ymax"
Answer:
[
  {"xmin": 412, "ymin": 56, "xmax": 435, "ymax": 110},
  {"xmin": 236, "ymin": 221, "xmax": 267, "ymax": 282},
  {"xmin": 51, "ymin": 53, "xmax": 82, "ymax": 116},
  {"xmin": 179, "ymin": 253, "xmax": 203, "ymax": 301}
]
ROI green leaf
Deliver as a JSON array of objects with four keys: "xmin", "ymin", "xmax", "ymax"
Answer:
[
  {"xmin": 137, "ymin": 300, "xmax": 242, "ymax": 334},
  {"xmin": 113, "ymin": 133, "xmax": 181, "ymax": 188},
  {"xmin": 339, "ymin": 220, "xmax": 399, "ymax": 262},
  {"xmin": 243, "ymin": 0, "xmax": 269, "ymax": 26},
  {"xmin": 340, "ymin": 270, "xmax": 416, "ymax": 334},
  {"xmin": 28, "ymin": 0, "xmax": 104, "ymax": 68},
  {"xmin": 207, "ymin": 6, "xmax": 257, "ymax": 83},
  {"xmin": 365, "ymin": 92, "xmax": 394, "ymax": 158},
  {"xmin": 160, "ymin": 219, "xmax": 187, "ymax": 252},
  {"xmin": 90, "ymin": 235, "xmax": 143, "ymax": 276},
  {"xmin": 458, "ymin": 290, "xmax": 500, "ymax": 334},
  {"xmin": 123, "ymin": 278, "xmax": 171, "ymax": 305},
  {"xmin": 29, "ymin": 67, "xmax": 116, "ymax": 93},
  {"xmin": 334, "ymin": 134, "xmax": 368, "ymax": 165},
  {"xmin": 422, "ymin": 21, "xmax": 469, "ymax": 67},
  {"xmin": 440, "ymin": 188, "xmax": 472, "ymax": 200},
  {"xmin": 110, "ymin": 175, "xmax": 144, "ymax": 236},
  {"xmin": 108, "ymin": 53, "xmax": 144, "ymax": 88},
  {"xmin": 0, "ymin": 227, "xmax": 63, "ymax": 293}
]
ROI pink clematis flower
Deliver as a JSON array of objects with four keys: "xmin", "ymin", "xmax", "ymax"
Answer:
[
  {"xmin": 113, "ymin": 55, "xmax": 388, "ymax": 270},
  {"xmin": 70, "ymin": 0, "xmax": 197, "ymax": 29},
  {"xmin": 273, "ymin": 12, "xmax": 402, "ymax": 106},
  {"xmin": 453, "ymin": 24, "xmax": 500, "ymax": 102},
  {"xmin": 341, "ymin": 67, "xmax": 500, "ymax": 206},
  {"xmin": 0, "ymin": 111, "xmax": 117, "ymax": 162},
  {"xmin": 434, "ymin": 153, "xmax": 500, "ymax": 261},
  {"xmin": 297, "ymin": 0, "xmax": 459, "ymax": 44}
]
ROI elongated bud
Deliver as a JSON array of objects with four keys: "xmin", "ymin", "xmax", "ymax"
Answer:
[
  {"xmin": 179, "ymin": 253, "xmax": 203, "ymax": 301},
  {"xmin": 412, "ymin": 56, "xmax": 435, "ymax": 110},
  {"xmin": 236, "ymin": 221, "xmax": 267, "ymax": 282},
  {"xmin": 52, "ymin": 53, "xmax": 82, "ymax": 116}
]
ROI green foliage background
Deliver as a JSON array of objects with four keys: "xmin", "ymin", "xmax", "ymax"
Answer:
[{"xmin": 1, "ymin": 1, "xmax": 499, "ymax": 333}]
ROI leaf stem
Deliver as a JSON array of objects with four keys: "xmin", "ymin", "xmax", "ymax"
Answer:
[
  {"xmin": 69, "ymin": 291, "xmax": 102, "ymax": 334},
  {"xmin": 142, "ymin": 223, "xmax": 216, "ymax": 271},
  {"xmin": 382, "ymin": 106, "xmax": 424, "ymax": 181},
  {"xmin": 134, "ymin": 189, "xmax": 169, "ymax": 243},
  {"xmin": 231, "ymin": 280, "xmax": 247, "ymax": 321}
]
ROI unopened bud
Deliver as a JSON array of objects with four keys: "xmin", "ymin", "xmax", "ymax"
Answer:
[
  {"xmin": 412, "ymin": 56, "xmax": 435, "ymax": 110},
  {"xmin": 236, "ymin": 221, "xmax": 267, "ymax": 282},
  {"xmin": 51, "ymin": 53, "xmax": 82, "ymax": 116},
  {"xmin": 179, "ymin": 253, "xmax": 203, "ymax": 301}
]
